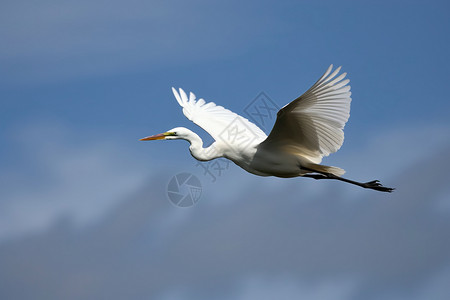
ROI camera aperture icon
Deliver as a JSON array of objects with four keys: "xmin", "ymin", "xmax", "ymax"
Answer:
[{"xmin": 167, "ymin": 173, "xmax": 202, "ymax": 207}]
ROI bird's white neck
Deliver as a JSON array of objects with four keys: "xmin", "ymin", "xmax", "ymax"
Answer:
[{"xmin": 185, "ymin": 131, "xmax": 223, "ymax": 161}]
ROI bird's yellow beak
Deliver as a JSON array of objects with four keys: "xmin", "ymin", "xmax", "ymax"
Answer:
[
  {"xmin": 139, "ymin": 133, "xmax": 167, "ymax": 141},
  {"xmin": 139, "ymin": 132, "xmax": 175, "ymax": 141}
]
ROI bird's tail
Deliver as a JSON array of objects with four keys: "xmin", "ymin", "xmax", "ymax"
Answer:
[{"xmin": 304, "ymin": 163, "xmax": 346, "ymax": 177}]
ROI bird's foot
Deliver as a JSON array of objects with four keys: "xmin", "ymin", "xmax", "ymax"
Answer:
[{"xmin": 362, "ymin": 180, "xmax": 395, "ymax": 193}]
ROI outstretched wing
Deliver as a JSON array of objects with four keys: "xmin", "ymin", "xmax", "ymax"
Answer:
[
  {"xmin": 172, "ymin": 88, "xmax": 267, "ymax": 150},
  {"xmin": 259, "ymin": 65, "xmax": 351, "ymax": 164}
]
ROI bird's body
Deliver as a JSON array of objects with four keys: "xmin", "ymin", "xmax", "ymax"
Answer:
[{"xmin": 141, "ymin": 65, "xmax": 394, "ymax": 192}]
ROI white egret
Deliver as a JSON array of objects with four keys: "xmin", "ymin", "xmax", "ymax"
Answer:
[{"xmin": 140, "ymin": 65, "xmax": 394, "ymax": 192}]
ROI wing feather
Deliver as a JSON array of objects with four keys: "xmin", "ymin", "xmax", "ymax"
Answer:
[
  {"xmin": 260, "ymin": 65, "xmax": 352, "ymax": 164},
  {"xmin": 172, "ymin": 88, "xmax": 267, "ymax": 150}
]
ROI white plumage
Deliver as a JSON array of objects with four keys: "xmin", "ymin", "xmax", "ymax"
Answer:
[
  {"xmin": 172, "ymin": 87, "xmax": 267, "ymax": 146},
  {"xmin": 141, "ymin": 65, "xmax": 393, "ymax": 192},
  {"xmin": 259, "ymin": 65, "xmax": 351, "ymax": 165}
]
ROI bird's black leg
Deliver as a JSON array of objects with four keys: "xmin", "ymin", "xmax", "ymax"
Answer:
[
  {"xmin": 303, "ymin": 174, "xmax": 329, "ymax": 180},
  {"xmin": 302, "ymin": 169, "xmax": 395, "ymax": 193}
]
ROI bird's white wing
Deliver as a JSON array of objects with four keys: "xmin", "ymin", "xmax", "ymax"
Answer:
[
  {"xmin": 172, "ymin": 88, "xmax": 267, "ymax": 149},
  {"xmin": 259, "ymin": 65, "xmax": 351, "ymax": 164}
]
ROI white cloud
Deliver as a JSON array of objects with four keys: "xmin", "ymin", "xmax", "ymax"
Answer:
[
  {"xmin": 1, "ymin": 119, "xmax": 448, "ymax": 244},
  {"xmin": 0, "ymin": 120, "xmax": 449, "ymax": 299},
  {"xmin": 0, "ymin": 122, "xmax": 149, "ymax": 242}
]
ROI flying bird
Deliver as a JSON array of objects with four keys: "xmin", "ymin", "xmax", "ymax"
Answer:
[{"xmin": 140, "ymin": 65, "xmax": 394, "ymax": 192}]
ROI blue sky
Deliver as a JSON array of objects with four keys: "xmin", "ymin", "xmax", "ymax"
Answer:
[{"xmin": 1, "ymin": 1, "xmax": 450, "ymax": 299}]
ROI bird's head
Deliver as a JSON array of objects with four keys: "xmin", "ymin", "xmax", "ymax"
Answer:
[{"xmin": 139, "ymin": 127, "xmax": 192, "ymax": 141}]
